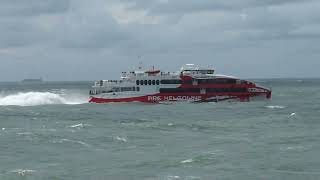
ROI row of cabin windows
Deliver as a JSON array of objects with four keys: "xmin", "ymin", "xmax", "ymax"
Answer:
[
  {"xmin": 158, "ymin": 79, "xmax": 243, "ymax": 85},
  {"xmin": 91, "ymin": 87, "xmax": 140, "ymax": 95},
  {"xmin": 136, "ymin": 79, "xmax": 183, "ymax": 85},
  {"xmin": 197, "ymin": 79, "xmax": 237, "ymax": 84},
  {"xmin": 137, "ymin": 80, "xmax": 160, "ymax": 86},
  {"xmin": 120, "ymin": 87, "xmax": 139, "ymax": 92},
  {"xmin": 178, "ymin": 80, "xmax": 236, "ymax": 84},
  {"xmin": 136, "ymin": 79, "xmax": 248, "ymax": 86},
  {"xmin": 197, "ymin": 79, "xmax": 254, "ymax": 85},
  {"xmin": 161, "ymin": 80, "xmax": 182, "ymax": 84},
  {"xmin": 104, "ymin": 86, "xmax": 140, "ymax": 93},
  {"xmin": 182, "ymin": 70, "xmax": 214, "ymax": 74},
  {"xmin": 159, "ymin": 88, "xmax": 247, "ymax": 93}
]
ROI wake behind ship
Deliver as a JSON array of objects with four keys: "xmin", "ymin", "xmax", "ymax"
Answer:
[{"xmin": 89, "ymin": 64, "xmax": 271, "ymax": 103}]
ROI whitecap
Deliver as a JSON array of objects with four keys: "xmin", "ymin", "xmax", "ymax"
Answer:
[
  {"xmin": 114, "ymin": 136, "xmax": 127, "ymax": 142},
  {"xmin": 186, "ymin": 176, "xmax": 201, "ymax": 179},
  {"xmin": 280, "ymin": 146, "xmax": 305, "ymax": 151},
  {"xmin": 17, "ymin": 132, "xmax": 33, "ymax": 135},
  {"xmin": 68, "ymin": 123, "xmax": 91, "ymax": 128},
  {"xmin": 180, "ymin": 159, "xmax": 193, "ymax": 164},
  {"xmin": 61, "ymin": 139, "xmax": 90, "ymax": 147},
  {"xmin": 290, "ymin": 113, "xmax": 296, "ymax": 116},
  {"xmin": 266, "ymin": 105, "xmax": 287, "ymax": 109},
  {"xmin": 168, "ymin": 175, "xmax": 181, "ymax": 179},
  {"xmin": 10, "ymin": 169, "xmax": 36, "ymax": 176},
  {"xmin": 69, "ymin": 123, "xmax": 84, "ymax": 128},
  {"xmin": 53, "ymin": 138, "xmax": 91, "ymax": 147}
]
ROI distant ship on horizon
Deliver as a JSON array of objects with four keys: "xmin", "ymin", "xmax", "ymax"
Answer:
[{"xmin": 21, "ymin": 78, "xmax": 44, "ymax": 84}]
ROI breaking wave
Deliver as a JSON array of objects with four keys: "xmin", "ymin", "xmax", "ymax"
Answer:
[
  {"xmin": 0, "ymin": 92, "xmax": 88, "ymax": 106},
  {"xmin": 265, "ymin": 105, "xmax": 287, "ymax": 109}
]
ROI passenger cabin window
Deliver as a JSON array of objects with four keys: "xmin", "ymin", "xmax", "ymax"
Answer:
[
  {"xmin": 200, "ymin": 70, "xmax": 208, "ymax": 74},
  {"xmin": 137, "ymin": 87, "xmax": 140, "ymax": 91},
  {"xmin": 111, "ymin": 87, "xmax": 120, "ymax": 92},
  {"xmin": 119, "ymin": 87, "xmax": 137, "ymax": 92},
  {"xmin": 138, "ymin": 79, "xmax": 160, "ymax": 85},
  {"xmin": 207, "ymin": 70, "xmax": 214, "ymax": 74},
  {"xmin": 198, "ymin": 79, "xmax": 236, "ymax": 84},
  {"xmin": 160, "ymin": 79, "xmax": 182, "ymax": 84},
  {"xmin": 241, "ymin": 80, "xmax": 253, "ymax": 85}
]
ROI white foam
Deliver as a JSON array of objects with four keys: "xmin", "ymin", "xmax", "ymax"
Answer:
[
  {"xmin": 54, "ymin": 138, "xmax": 91, "ymax": 147},
  {"xmin": 266, "ymin": 105, "xmax": 287, "ymax": 109},
  {"xmin": 114, "ymin": 136, "xmax": 127, "ymax": 142},
  {"xmin": 186, "ymin": 176, "xmax": 201, "ymax": 179},
  {"xmin": 17, "ymin": 132, "xmax": 33, "ymax": 135},
  {"xmin": 68, "ymin": 123, "xmax": 91, "ymax": 128},
  {"xmin": 290, "ymin": 113, "xmax": 296, "ymax": 116},
  {"xmin": 0, "ymin": 92, "xmax": 87, "ymax": 106},
  {"xmin": 180, "ymin": 159, "xmax": 193, "ymax": 164},
  {"xmin": 280, "ymin": 146, "xmax": 304, "ymax": 151},
  {"xmin": 168, "ymin": 176, "xmax": 181, "ymax": 179},
  {"xmin": 10, "ymin": 169, "xmax": 36, "ymax": 176}
]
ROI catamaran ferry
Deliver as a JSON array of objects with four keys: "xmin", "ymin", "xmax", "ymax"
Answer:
[{"xmin": 89, "ymin": 64, "xmax": 271, "ymax": 103}]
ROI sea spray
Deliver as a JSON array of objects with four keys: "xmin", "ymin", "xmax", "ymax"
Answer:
[{"xmin": 0, "ymin": 92, "xmax": 87, "ymax": 106}]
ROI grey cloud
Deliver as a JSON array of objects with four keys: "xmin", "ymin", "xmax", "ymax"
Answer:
[
  {"xmin": 0, "ymin": 0, "xmax": 70, "ymax": 17},
  {"xmin": 54, "ymin": 0, "xmax": 131, "ymax": 49},
  {"xmin": 115, "ymin": 0, "xmax": 320, "ymax": 45},
  {"xmin": 58, "ymin": 13, "xmax": 127, "ymax": 49},
  {"xmin": 121, "ymin": 0, "xmax": 313, "ymax": 15},
  {"xmin": 0, "ymin": 19, "xmax": 45, "ymax": 48},
  {"xmin": 0, "ymin": 0, "xmax": 70, "ymax": 48},
  {"xmin": 0, "ymin": 0, "xmax": 320, "ymax": 81}
]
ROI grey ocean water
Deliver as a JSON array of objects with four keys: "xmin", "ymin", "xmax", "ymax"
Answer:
[{"xmin": 0, "ymin": 79, "xmax": 319, "ymax": 180}]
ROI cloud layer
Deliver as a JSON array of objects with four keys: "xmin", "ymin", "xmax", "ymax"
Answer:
[{"xmin": 0, "ymin": 0, "xmax": 320, "ymax": 80}]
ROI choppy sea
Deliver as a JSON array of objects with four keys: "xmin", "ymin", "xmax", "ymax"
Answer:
[{"xmin": 0, "ymin": 79, "xmax": 319, "ymax": 180}]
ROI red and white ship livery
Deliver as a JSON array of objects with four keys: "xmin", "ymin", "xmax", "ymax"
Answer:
[{"xmin": 89, "ymin": 64, "xmax": 271, "ymax": 103}]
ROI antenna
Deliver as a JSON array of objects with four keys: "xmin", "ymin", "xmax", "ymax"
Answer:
[{"xmin": 138, "ymin": 61, "xmax": 143, "ymax": 70}]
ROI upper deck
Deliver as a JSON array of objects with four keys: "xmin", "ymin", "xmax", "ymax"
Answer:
[
  {"xmin": 92, "ymin": 64, "xmax": 226, "ymax": 88},
  {"xmin": 180, "ymin": 64, "xmax": 215, "ymax": 78}
]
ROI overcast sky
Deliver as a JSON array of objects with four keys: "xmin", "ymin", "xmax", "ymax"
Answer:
[{"xmin": 0, "ymin": 0, "xmax": 320, "ymax": 81}]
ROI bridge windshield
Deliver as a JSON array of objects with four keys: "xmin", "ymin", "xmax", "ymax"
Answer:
[{"xmin": 182, "ymin": 69, "xmax": 214, "ymax": 75}]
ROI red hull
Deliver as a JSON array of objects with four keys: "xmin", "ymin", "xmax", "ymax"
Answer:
[{"xmin": 89, "ymin": 92, "xmax": 271, "ymax": 103}]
